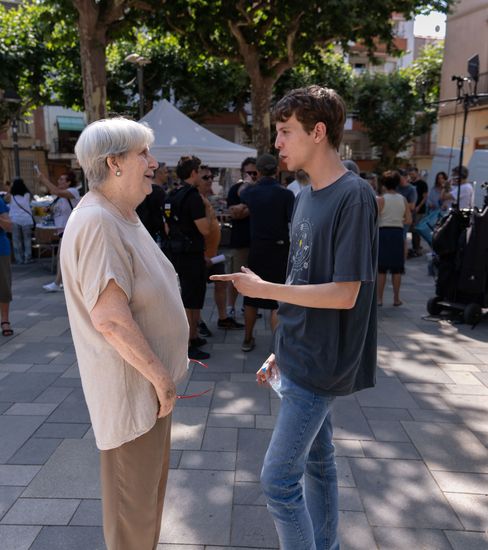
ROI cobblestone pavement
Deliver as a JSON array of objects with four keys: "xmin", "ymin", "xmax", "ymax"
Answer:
[{"xmin": 1, "ymin": 254, "xmax": 487, "ymax": 550}]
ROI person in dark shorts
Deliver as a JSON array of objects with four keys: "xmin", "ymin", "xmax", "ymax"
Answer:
[
  {"xmin": 376, "ymin": 171, "xmax": 412, "ymax": 306},
  {"xmin": 196, "ymin": 165, "xmax": 243, "ymax": 330},
  {"xmin": 226, "ymin": 157, "xmax": 257, "ymax": 317},
  {"xmin": 164, "ymin": 156, "xmax": 211, "ymax": 360},
  {"xmin": 239, "ymin": 153, "xmax": 294, "ymax": 352}
]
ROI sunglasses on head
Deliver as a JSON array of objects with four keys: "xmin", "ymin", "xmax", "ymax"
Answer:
[
  {"xmin": 246, "ymin": 171, "xmax": 258, "ymax": 177},
  {"xmin": 201, "ymin": 175, "xmax": 212, "ymax": 181}
]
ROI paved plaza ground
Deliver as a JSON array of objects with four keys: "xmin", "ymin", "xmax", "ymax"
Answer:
[{"xmin": 0, "ymin": 253, "xmax": 488, "ymax": 550}]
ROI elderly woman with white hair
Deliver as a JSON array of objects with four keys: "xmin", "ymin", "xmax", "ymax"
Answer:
[{"xmin": 61, "ymin": 118, "xmax": 189, "ymax": 550}]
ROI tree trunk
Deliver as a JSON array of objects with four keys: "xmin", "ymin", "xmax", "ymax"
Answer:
[
  {"xmin": 78, "ymin": 22, "xmax": 108, "ymax": 123},
  {"xmin": 380, "ymin": 144, "xmax": 398, "ymax": 171},
  {"xmin": 73, "ymin": 0, "xmax": 112, "ymax": 123},
  {"xmin": 250, "ymin": 77, "xmax": 275, "ymax": 155}
]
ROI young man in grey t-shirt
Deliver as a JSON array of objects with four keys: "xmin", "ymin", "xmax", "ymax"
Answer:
[{"xmin": 212, "ymin": 85, "xmax": 378, "ymax": 550}]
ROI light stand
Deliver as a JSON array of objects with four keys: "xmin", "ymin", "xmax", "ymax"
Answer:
[{"xmin": 432, "ymin": 54, "xmax": 488, "ymax": 210}]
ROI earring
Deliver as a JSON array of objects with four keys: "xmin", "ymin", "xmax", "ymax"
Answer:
[{"xmin": 115, "ymin": 170, "xmax": 121, "ymax": 177}]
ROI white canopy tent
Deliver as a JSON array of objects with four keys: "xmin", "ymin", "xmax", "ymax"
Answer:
[{"xmin": 140, "ymin": 100, "xmax": 256, "ymax": 168}]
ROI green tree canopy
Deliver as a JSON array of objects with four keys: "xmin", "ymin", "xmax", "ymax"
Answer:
[
  {"xmin": 161, "ymin": 0, "xmax": 454, "ymax": 153},
  {"xmin": 354, "ymin": 41, "xmax": 443, "ymax": 170}
]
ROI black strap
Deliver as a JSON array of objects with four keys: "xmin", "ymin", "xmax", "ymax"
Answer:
[
  {"xmin": 12, "ymin": 196, "xmax": 36, "ymax": 227},
  {"xmin": 49, "ymin": 196, "xmax": 73, "ymax": 211}
]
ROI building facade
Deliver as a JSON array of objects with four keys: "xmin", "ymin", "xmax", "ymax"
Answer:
[{"xmin": 436, "ymin": 0, "xmax": 488, "ymax": 164}]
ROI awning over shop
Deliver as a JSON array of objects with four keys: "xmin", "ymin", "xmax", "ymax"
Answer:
[{"xmin": 57, "ymin": 116, "xmax": 86, "ymax": 132}]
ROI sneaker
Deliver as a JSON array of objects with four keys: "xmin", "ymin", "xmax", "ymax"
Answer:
[
  {"xmin": 198, "ymin": 320, "xmax": 213, "ymax": 338},
  {"xmin": 43, "ymin": 282, "xmax": 63, "ymax": 292},
  {"xmin": 190, "ymin": 336, "xmax": 207, "ymax": 348},
  {"xmin": 188, "ymin": 346, "xmax": 210, "ymax": 360},
  {"xmin": 218, "ymin": 317, "xmax": 244, "ymax": 330},
  {"xmin": 241, "ymin": 337, "xmax": 255, "ymax": 352}
]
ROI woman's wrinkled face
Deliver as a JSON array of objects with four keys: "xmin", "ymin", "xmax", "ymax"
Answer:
[{"xmin": 118, "ymin": 146, "xmax": 158, "ymax": 200}]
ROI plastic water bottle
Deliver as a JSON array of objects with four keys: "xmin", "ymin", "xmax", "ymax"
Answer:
[{"xmin": 268, "ymin": 367, "xmax": 282, "ymax": 398}]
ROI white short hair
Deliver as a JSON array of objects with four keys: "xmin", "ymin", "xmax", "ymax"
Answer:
[{"xmin": 75, "ymin": 117, "xmax": 154, "ymax": 190}]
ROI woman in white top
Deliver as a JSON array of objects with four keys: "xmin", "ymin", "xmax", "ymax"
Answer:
[
  {"xmin": 37, "ymin": 170, "xmax": 80, "ymax": 292},
  {"xmin": 62, "ymin": 117, "xmax": 189, "ymax": 550},
  {"xmin": 377, "ymin": 171, "xmax": 412, "ymax": 306},
  {"xmin": 6, "ymin": 178, "xmax": 34, "ymax": 264},
  {"xmin": 443, "ymin": 165, "xmax": 474, "ymax": 210}
]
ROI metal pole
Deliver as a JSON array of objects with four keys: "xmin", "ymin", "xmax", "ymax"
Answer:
[
  {"xmin": 137, "ymin": 65, "xmax": 144, "ymax": 119},
  {"xmin": 11, "ymin": 117, "xmax": 21, "ymax": 178},
  {"xmin": 455, "ymin": 94, "xmax": 470, "ymax": 209}
]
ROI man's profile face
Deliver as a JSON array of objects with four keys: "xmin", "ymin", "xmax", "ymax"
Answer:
[
  {"xmin": 242, "ymin": 162, "xmax": 258, "ymax": 183},
  {"xmin": 275, "ymin": 114, "xmax": 315, "ymax": 172}
]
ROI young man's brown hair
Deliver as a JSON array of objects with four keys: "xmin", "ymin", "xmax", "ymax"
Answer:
[{"xmin": 273, "ymin": 85, "xmax": 346, "ymax": 151}]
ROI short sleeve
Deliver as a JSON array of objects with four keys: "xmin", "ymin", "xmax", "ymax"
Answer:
[
  {"xmin": 332, "ymin": 194, "xmax": 377, "ymax": 283},
  {"xmin": 72, "ymin": 211, "xmax": 133, "ymax": 312},
  {"xmin": 186, "ymin": 192, "xmax": 206, "ymax": 221},
  {"xmin": 410, "ymin": 188, "xmax": 417, "ymax": 204}
]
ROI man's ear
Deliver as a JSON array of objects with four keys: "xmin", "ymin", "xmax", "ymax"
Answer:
[{"xmin": 313, "ymin": 122, "xmax": 327, "ymax": 143}]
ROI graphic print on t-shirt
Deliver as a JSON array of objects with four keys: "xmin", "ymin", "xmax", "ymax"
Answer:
[{"xmin": 288, "ymin": 218, "xmax": 312, "ymax": 283}]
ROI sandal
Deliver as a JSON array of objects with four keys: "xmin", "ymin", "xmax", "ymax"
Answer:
[
  {"xmin": 393, "ymin": 301, "xmax": 403, "ymax": 307},
  {"xmin": 1, "ymin": 321, "xmax": 13, "ymax": 337}
]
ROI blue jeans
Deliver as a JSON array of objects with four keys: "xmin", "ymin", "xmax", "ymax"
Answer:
[
  {"xmin": 12, "ymin": 223, "xmax": 33, "ymax": 263},
  {"xmin": 261, "ymin": 373, "xmax": 339, "ymax": 550}
]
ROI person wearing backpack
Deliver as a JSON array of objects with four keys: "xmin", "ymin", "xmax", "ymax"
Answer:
[
  {"xmin": 164, "ymin": 156, "xmax": 211, "ymax": 360},
  {"xmin": 5, "ymin": 178, "xmax": 35, "ymax": 264}
]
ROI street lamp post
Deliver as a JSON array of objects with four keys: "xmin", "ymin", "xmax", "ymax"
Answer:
[
  {"xmin": 11, "ymin": 117, "xmax": 20, "ymax": 178},
  {"xmin": 3, "ymin": 89, "xmax": 22, "ymax": 178},
  {"xmin": 124, "ymin": 54, "xmax": 151, "ymax": 119}
]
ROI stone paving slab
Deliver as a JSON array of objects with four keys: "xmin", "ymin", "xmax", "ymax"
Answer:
[
  {"xmin": 0, "ymin": 486, "xmax": 24, "ymax": 519},
  {"xmin": 1, "ymin": 497, "xmax": 80, "ymax": 525},
  {"xmin": 444, "ymin": 530, "xmax": 488, "ymax": 550},
  {"xmin": 401, "ymin": 421, "xmax": 488, "ymax": 472},
  {"xmin": 0, "ymin": 525, "xmax": 42, "ymax": 550},
  {"xmin": 0, "ymin": 465, "xmax": 41, "ymax": 486},
  {"xmin": 69, "ymin": 499, "xmax": 102, "ymax": 526},
  {"xmin": 372, "ymin": 526, "xmax": 452, "ymax": 550},
  {"xmin": 230, "ymin": 504, "xmax": 279, "ymax": 548},
  {"xmin": 443, "ymin": 492, "xmax": 488, "ymax": 530},
  {"xmin": 0, "ymin": 415, "xmax": 46, "ymax": 463},
  {"xmin": 7, "ymin": 438, "xmax": 62, "ymax": 466},
  {"xmin": 349, "ymin": 458, "xmax": 463, "ymax": 529},
  {"xmin": 29, "ymin": 525, "xmax": 105, "ymax": 550},
  {"xmin": 159, "ymin": 470, "xmax": 234, "ymax": 546},
  {"xmin": 22, "ymin": 440, "xmax": 100, "ymax": 499}
]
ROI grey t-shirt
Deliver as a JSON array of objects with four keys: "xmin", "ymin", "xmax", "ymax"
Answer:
[{"xmin": 275, "ymin": 171, "xmax": 378, "ymax": 396}]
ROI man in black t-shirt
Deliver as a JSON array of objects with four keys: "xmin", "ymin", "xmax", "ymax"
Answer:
[
  {"xmin": 165, "ymin": 156, "xmax": 211, "ymax": 361},
  {"xmin": 239, "ymin": 154, "xmax": 294, "ymax": 352},
  {"xmin": 226, "ymin": 157, "xmax": 257, "ymax": 316},
  {"xmin": 212, "ymin": 86, "xmax": 377, "ymax": 550},
  {"xmin": 408, "ymin": 167, "xmax": 428, "ymax": 256}
]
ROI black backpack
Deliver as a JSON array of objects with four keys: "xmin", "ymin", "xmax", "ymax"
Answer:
[{"xmin": 162, "ymin": 185, "xmax": 198, "ymax": 254}]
